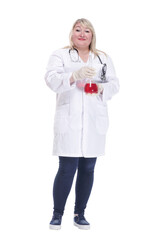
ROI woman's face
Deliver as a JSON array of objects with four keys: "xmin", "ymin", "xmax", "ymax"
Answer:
[{"xmin": 71, "ymin": 23, "xmax": 93, "ymax": 50}]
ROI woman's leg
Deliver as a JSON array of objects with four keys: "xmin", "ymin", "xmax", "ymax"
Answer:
[
  {"xmin": 74, "ymin": 157, "xmax": 97, "ymax": 215},
  {"xmin": 53, "ymin": 156, "xmax": 79, "ymax": 215}
]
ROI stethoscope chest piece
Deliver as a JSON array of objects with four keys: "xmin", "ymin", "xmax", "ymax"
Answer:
[{"xmin": 100, "ymin": 63, "xmax": 107, "ymax": 82}]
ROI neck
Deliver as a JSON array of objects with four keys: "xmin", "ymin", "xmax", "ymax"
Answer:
[{"xmin": 75, "ymin": 47, "xmax": 90, "ymax": 55}]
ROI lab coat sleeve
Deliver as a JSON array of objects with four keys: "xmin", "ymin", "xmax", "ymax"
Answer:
[
  {"xmin": 101, "ymin": 55, "xmax": 120, "ymax": 102},
  {"xmin": 44, "ymin": 50, "xmax": 76, "ymax": 93}
]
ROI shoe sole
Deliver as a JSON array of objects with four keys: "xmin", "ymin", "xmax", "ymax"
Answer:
[
  {"xmin": 74, "ymin": 222, "xmax": 90, "ymax": 230},
  {"xmin": 49, "ymin": 224, "xmax": 61, "ymax": 230}
]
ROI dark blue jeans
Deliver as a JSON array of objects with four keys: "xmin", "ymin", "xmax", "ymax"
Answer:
[{"xmin": 53, "ymin": 156, "xmax": 97, "ymax": 216}]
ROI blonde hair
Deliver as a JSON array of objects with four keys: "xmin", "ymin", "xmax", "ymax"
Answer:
[{"xmin": 65, "ymin": 18, "xmax": 107, "ymax": 57}]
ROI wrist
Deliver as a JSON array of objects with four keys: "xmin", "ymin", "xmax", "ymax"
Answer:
[{"xmin": 70, "ymin": 75, "xmax": 75, "ymax": 85}]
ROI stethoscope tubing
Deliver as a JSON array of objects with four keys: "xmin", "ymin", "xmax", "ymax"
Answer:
[{"xmin": 69, "ymin": 48, "xmax": 107, "ymax": 82}]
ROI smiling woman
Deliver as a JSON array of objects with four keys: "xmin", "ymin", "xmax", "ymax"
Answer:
[
  {"xmin": 69, "ymin": 18, "xmax": 98, "ymax": 57},
  {"xmin": 71, "ymin": 23, "xmax": 93, "ymax": 58},
  {"xmin": 44, "ymin": 18, "xmax": 119, "ymax": 230}
]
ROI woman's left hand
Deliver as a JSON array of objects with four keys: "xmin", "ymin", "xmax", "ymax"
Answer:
[{"xmin": 97, "ymin": 84, "xmax": 104, "ymax": 94}]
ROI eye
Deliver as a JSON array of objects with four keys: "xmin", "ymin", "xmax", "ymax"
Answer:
[
  {"xmin": 75, "ymin": 28, "xmax": 80, "ymax": 32},
  {"xmin": 85, "ymin": 29, "xmax": 90, "ymax": 33}
]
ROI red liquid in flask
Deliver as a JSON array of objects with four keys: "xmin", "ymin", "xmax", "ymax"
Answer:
[{"xmin": 84, "ymin": 83, "xmax": 98, "ymax": 94}]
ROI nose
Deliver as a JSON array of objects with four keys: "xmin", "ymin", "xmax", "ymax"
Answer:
[{"xmin": 80, "ymin": 30, "xmax": 85, "ymax": 37}]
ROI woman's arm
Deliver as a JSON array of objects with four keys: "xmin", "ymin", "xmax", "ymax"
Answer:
[{"xmin": 44, "ymin": 50, "xmax": 76, "ymax": 93}]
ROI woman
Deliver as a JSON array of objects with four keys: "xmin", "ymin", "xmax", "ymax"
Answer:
[{"xmin": 45, "ymin": 18, "xmax": 119, "ymax": 230}]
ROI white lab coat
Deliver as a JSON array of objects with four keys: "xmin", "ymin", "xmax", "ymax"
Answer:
[{"xmin": 45, "ymin": 48, "xmax": 119, "ymax": 157}]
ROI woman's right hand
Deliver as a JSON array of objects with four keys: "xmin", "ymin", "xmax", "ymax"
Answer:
[{"xmin": 72, "ymin": 66, "xmax": 96, "ymax": 82}]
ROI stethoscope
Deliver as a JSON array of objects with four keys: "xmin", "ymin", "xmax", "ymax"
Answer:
[{"xmin": 69, "ymin": 48, "xmax": 107, "ymax": 82}]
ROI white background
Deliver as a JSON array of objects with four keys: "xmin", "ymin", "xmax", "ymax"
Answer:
[{"xmin": 0, "ymin": 0, "xmax": 160, "ymax": 239}]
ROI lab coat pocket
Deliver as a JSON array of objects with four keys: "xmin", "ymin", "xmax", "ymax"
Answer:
[
  {"xmin": 96, "ymin": 116, "xmax": 109, "ymax": 135},
  {"xmin": 96, "ymin": 104, "xmax": 109, "ymax": 134},
  {"xmin": 57, "ymin": 92, "xmax": 70, "ymax": 106},
  {"xmin": 69, "ymin": 114, "xmax": 82, "ymax": 131},
  {"xmin": 55, "ymin": 103, "xmax": 70, "ymax": 115},
  {"xmin": 54, "ymin": 104, "xmax": 69, "ymax": 133},
  {"xmin": 54, "ymin": 116, "xmax": 69, "ymax": 133}
]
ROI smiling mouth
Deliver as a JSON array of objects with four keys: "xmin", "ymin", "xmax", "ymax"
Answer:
[{"xmin": 78, "ymin": 38, "xmax": 86, "ymax": 41}]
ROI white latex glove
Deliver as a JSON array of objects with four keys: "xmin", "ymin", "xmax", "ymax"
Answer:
[
  {"xmin": 97, "ymin": 84, "xmax": 104, "ymax": 94},
  {"xmin": 72, "ymin": 66, "xmax": 96, "ymax": 82}
]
